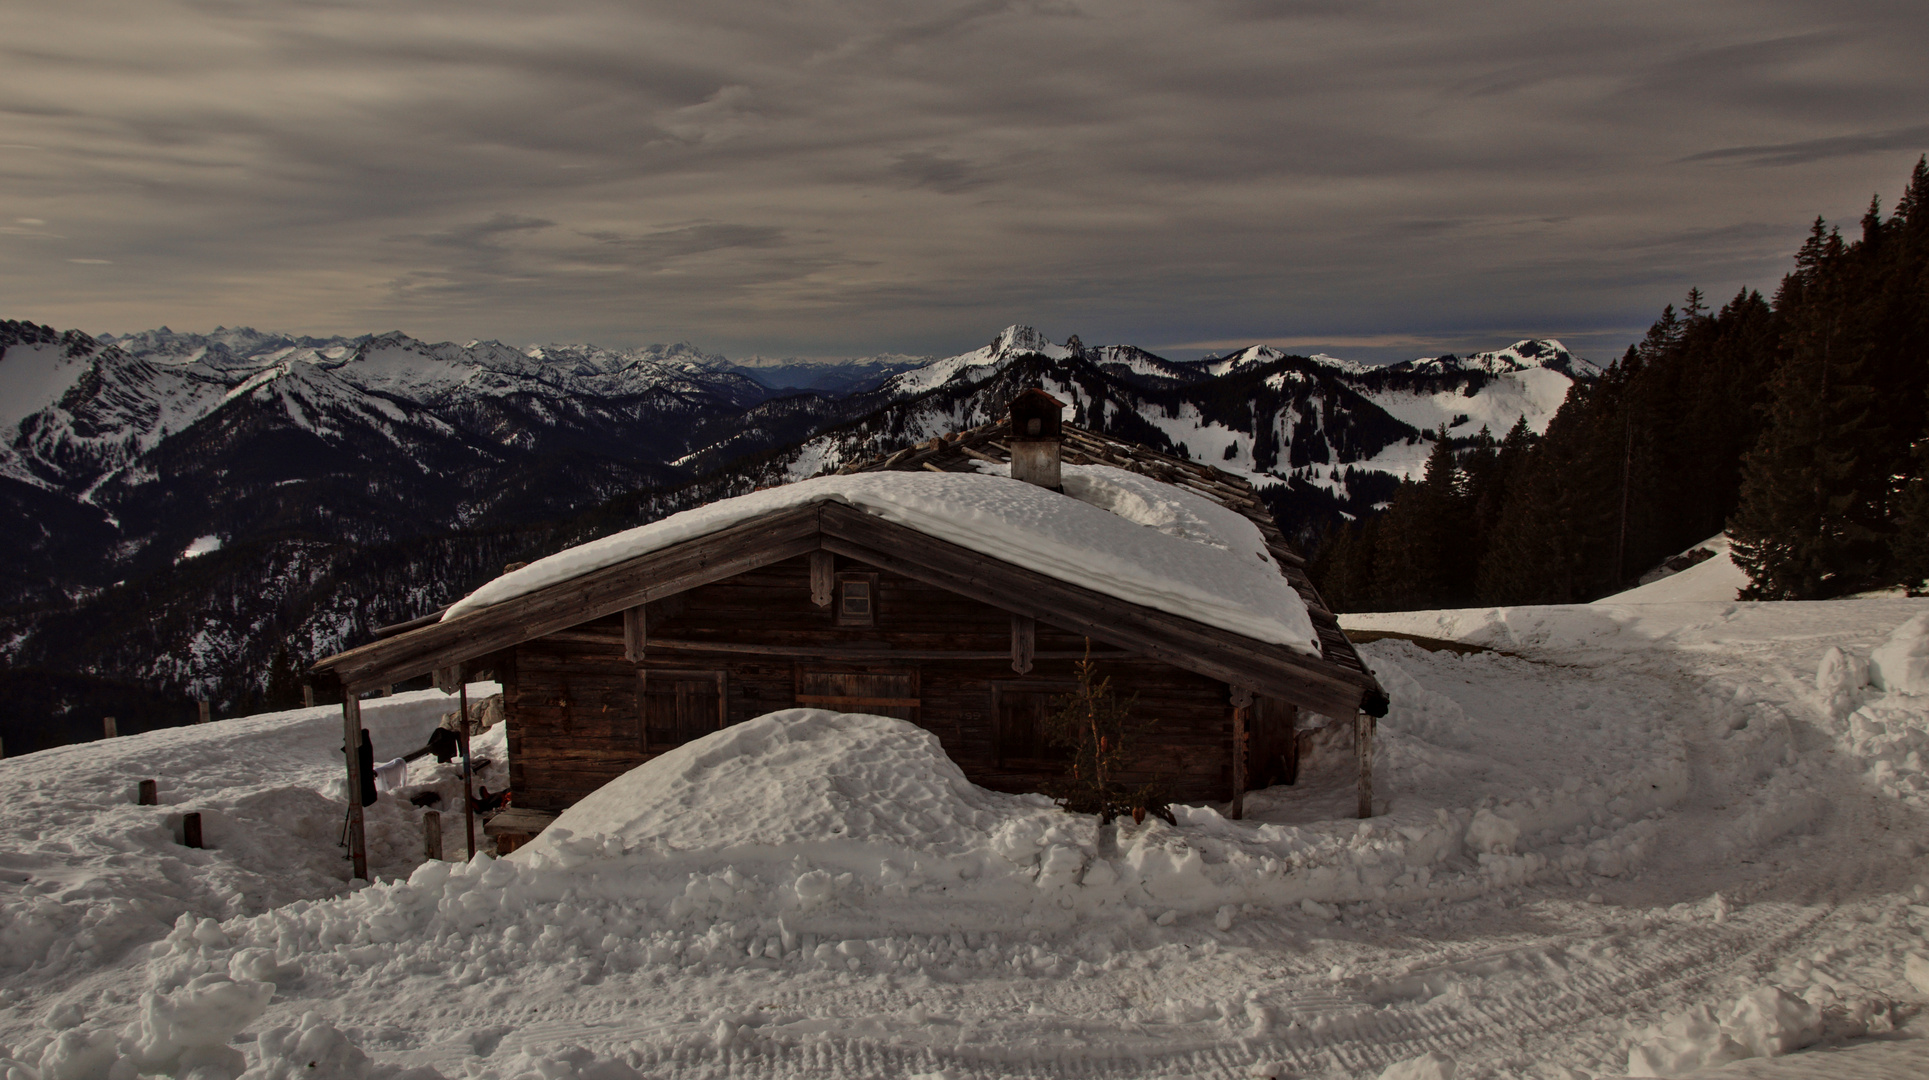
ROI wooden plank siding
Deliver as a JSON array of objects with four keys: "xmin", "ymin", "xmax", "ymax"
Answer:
[{"xmin": 502, "ymin": 552, "xmax": 1293, "ymax": 812}]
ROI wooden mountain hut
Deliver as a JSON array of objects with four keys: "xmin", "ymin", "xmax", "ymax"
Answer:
[{"xmin": 309, "ymin": 391, "xmax": 1388, "ymax": 874}]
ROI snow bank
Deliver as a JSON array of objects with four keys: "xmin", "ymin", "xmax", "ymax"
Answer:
[
  {"xmin": 1626, "ymin": 987, "xmax": 1823, "ymax": 1076},
  {"xmin": 1377, "ymin": 1050, "xmax": 1457, "ymax": 1080},
  {"xmin": 525, "ymin": 709, "xmax": 1061, "ymax": 861},
  {"xmin": 200, "ymin": 703, "xmax": 1630, "ymax": 983},
  {"xmin": 442, "ymin": 466, "xmax": 1320, "ymax": 654},
  {"xmin": 1596, "ymin": 535, "xmax": 1749, "ymax": 604},
  {"xmin": 0, "ymin": 686, "xmax": 503, "ymax": 981},
  {"xmin": 1870, "ymin": 613, "xmax": 1929, "ymax": 695}
]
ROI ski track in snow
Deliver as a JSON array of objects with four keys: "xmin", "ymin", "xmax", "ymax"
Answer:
[{"xmin": 4, "ymin": 602, "xmax": 1929, "ymax": 1079}]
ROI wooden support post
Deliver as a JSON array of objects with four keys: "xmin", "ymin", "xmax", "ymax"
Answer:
[
  {"xmin": 0, "ymin": 736, "xmax": 6, "ymax": 759},
  {"xmin": 182, "ymin": 812, "xmax": 203, "ymax": 849},
  {"xmin": 138, "ymin": 779, "xmax": 158, "ymax": 805},
  {"xmin": 197, "ymin": 700, "xmax": 211, "ymax": 725},
  {"xmin": 423, "ymin": 810, "xmax": 443, "ymax": 861},
  {"xmin": 1356, "ymin": 711, "xmax": 1375, "ymax": 819},
  {"xmin": 382, "ymin": 685, "xmax": 394, "ymax": 697},
  {"xmin": 458, "ymin": 680, "xmax": 477, "ymax": 861},
  {"xmin": 1229, "ymin": 687, "xmax": 1253, "ymax": 820},
  {"xmin": 302, "ymin": 685, "xmax": 315, "ymax": 709},
  {"xmin": 1010, "ymin": 615, "xmax": 1036, "ymax": 674},
  {"xmin": 809, "ymin": 551, "xmax": 835, "ymax": 608},
  {"xmin": 103, "ymin": 716, "xmax": 117, "ymax": 739},
  {"xmin": 623, "ymin": 604, "xmax": 646, "ymax": 663},
  {"xmin": 343, "ymin": 696, "xmax": 369, "ymax": 880},
  {"xmin": 434, "ymin": 666, "xmax": 459, "ymax": 694}
]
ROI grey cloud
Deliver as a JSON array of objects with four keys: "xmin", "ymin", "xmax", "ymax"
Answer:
[
  {"xmin": 409, "ymin": 214, "xmax": 557, "ymax": 250},
  {"xmin": 580, "ymin": 223, "xmax": 787, "ymax": 260},
  {"xmin": 1680, "ymin": 125, "xmax": 1929, "ymax": 167},
  {"xmin": 888, "ymin": 151, "xmax": 992, "ymax": 194}
]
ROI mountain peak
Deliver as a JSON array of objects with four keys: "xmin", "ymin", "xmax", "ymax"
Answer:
[
  {"xmin": 1397, "ymin": 338, "xmax": 1598, "ymax": 378},
  {"xmin": 989, "ymin": 325, "xmax": 1073, "ymax": 359}
]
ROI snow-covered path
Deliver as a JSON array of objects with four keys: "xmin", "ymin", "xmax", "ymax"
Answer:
[{"xmin": 3, "ymin": 601, "xmax": 1928, "ymax": 1079}]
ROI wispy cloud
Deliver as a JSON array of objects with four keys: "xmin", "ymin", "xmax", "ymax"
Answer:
[{"xmin": 1679, "ymin": 125, "xmax": 1929, "ymax": 167}]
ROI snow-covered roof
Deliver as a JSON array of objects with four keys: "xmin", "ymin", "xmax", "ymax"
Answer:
[{"xmin": 446, "ymin": 463, "xmax": 1321, "ymax": 655}]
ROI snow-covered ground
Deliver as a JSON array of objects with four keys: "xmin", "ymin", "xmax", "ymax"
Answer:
[{"xmin": 4, "ymin": 600, "xmax": 1928, "ymax": 1079}]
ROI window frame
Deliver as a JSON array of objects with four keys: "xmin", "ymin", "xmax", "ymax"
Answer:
[{"xmin": 834, "ymin": 571, "xmax": 879, "ymax": 627}]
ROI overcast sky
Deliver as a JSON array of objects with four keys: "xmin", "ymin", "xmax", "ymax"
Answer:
[{"xmin": 3, "ymin": 1, "xmax": 1926, "ymax": 364}]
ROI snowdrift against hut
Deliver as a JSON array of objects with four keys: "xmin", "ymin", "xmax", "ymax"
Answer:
[
  {"xmin": 512, "ymin": 707, "xmax": 1550, "ymax": 929},
  {"xmin": 442, "ymin": 466, "xmax": 1321, "ymax": 654},
  {"xmin": 522, "ymin": 709, "xmax": 1059, "ymax": 860}
]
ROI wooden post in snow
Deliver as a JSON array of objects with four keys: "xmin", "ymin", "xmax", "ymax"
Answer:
[
  {"xmin": 138, "ymin": 779, "xmax": 158, "ymax": 805},
  {"xmin": 458, "ymin": 677, "xmax": 477, "ymax": 861},
  {"xmin": 343, "ymin": 696, "xmax": 369, "ymax": 880},
  {"xmin": 182, "ymin": 812, "xmax": 203, "ymax": 849},
  {"xmin": 1229, "ymin": 687, "xmax": 1252, "ymax": 820},
  {"xmin": 302, "ymin": 685, "xmax": 314, "ymax": 709},
  {"xmin": 103, "ymin": 716, "xmax": 117, "ymax": 738},
  {"xmin": 1355, "ymin": 711, "xmax": 1375, "ymax": 819},
  {"xmin": 423, "ymin": 810, "xmax": 443, "ymax": 861},
  {"xmin": 197, "ymin": 701, "xmax": 211, "ymax": 725}
]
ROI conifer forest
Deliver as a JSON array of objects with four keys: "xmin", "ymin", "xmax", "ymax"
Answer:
[{"xmin": 1312, "ymin": 157, "xmax": 1929, "ymax": 611}]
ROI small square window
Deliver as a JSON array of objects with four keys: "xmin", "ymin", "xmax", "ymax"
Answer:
[{"xmin": 835, "ymin": 573, "xmax": 877, "ymax": 626}]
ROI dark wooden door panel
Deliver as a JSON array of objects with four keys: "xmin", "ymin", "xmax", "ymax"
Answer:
[
  {"xmin": 992, "ymin": 681, "xmax": 1075, "ymax": 770},
  {"xmin": 640, "ymin": 669, "xmax": 726, "ymax": 751},
  {"xmin": 795, "ymin": 668, "xmax": 919, "ymax": 721}
]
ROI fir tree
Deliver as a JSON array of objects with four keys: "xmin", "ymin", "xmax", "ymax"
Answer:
[
  {"xmin": 1731, "ymin": 162, "xmax": 1929, "ymax": 597},
  {"xmin": 1368, "ymin": 428, "xmax": 1473, "ymax": 610},
  {"xmin": 263, "ymin": 646, "xmax": 305, "ymax": 711},
  {"xmin": 1044, "ymin": 642, "xmax": 1166, "ymax": 823},
  {"xmin": 1893, "ymin": 398, "xmax": 1929, "ymax": 595}
]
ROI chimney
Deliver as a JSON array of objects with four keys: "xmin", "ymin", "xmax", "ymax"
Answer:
[{"xmin": 1007, "ymin": 388, "xmax": 1066, "ymax": 490}]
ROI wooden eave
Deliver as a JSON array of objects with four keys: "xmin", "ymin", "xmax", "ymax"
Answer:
[
  {"xmin": 308, "ymin": 503, "xmax": 823, "ymax": 694},
  {"xmin": 308, "ymin": 500, "xmax": 1381, "ymax": 717}
]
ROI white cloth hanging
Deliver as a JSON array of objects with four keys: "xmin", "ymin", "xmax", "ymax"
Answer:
[{"xmin": 373, "ymin": 756, "xmax": 409, "ymax": 794}]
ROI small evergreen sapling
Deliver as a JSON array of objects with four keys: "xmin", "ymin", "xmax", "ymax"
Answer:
[{"xmin": 1043, "ymin": 641, "xmax": 1171, "ymax": 824}]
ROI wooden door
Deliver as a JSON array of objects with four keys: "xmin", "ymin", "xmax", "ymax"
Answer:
[
  {"xmin": 639, "ymin": 669, "xmax": 726, "ymax": 751},
  {"xmin": 992, "ymin": 681, "xmax": 1075, "ymax": 770},
  {"xmin": 795, "ymin": 668, "xmax": 920, "ymax": 721},
  {"xmin": 1248, "ymin": 696, "xmax": 1301, "ymax": 788}
]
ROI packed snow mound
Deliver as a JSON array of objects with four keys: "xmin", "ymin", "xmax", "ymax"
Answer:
[
  {"xmin": 1870, "ymin": 613, "xmax": 1929, "ymax": 695},
  {"xmin": 1625, "ymin": 986, "xmax": 1823, "ymax": 1076},
  {"xmin": 445, "ymin": 465, "xmax": 1320, "ymax": 653},
  {"xmin": 524, "ymin": 710, "xmax": 1059, "ymax": 860}
]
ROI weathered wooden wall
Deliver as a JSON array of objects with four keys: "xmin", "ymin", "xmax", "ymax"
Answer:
[{"xmin": 504, "ymin": 553, "xmax": 1301, "ymax": 813}]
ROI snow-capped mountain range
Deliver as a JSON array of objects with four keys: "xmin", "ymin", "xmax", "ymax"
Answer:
[{"xmin": 0, "ymin": 317, "xmax": 1596, "ymax": 726}]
